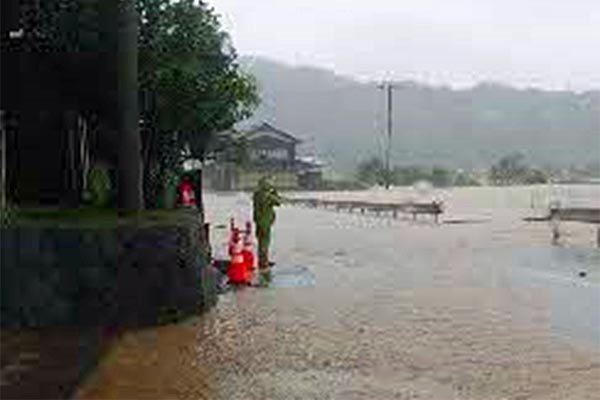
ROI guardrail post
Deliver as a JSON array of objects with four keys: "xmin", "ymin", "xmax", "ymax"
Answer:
[{"xmin": 550, "ymin": 207, "xmax": 561, "ymax": 244}]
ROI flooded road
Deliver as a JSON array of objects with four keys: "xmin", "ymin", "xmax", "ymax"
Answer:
[{"xmin": 79, "ymin": 186, "xmax": 600, "ymax": 399}]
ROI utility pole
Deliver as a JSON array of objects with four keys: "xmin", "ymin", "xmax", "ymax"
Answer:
[{"xmin": 378, "ymin": 82, "xmax": 398, "ymax": 189}]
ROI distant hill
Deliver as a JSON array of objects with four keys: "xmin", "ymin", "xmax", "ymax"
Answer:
[{"xmin": 240, "ymin": 56, "xmax": 600, "ymax": 173}]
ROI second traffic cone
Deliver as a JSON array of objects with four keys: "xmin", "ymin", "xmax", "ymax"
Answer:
[{"xmin": 242, "ymin": 221, "xmax": 255, "ymax": 283}]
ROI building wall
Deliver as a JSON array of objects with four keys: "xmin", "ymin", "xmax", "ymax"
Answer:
[
  {"xmin": 298, "ymin": 170, "xmax": 323, "ymax": 190},
  {"xmin": 203, "ymin": 163, "xmax": 235, "ymax": 191},
  {"xmin": 247, "ymin": 136, "xmax": 295, "ymax": 168},
  {"xmin": 235, "ymin": 170, "xmax": 298, "ymax": 191},
  {"xmin": 204, "ymin": 128, "xmax": 307, "ymax": 191},
  {"xmin": 203, "ymin": 164, "xmax": 298, "ymax": 191}
]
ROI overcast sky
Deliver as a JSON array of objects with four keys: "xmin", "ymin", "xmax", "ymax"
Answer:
[{"xmin": 213, "ymin": 0, "xmax": 600, "ymax": 90}]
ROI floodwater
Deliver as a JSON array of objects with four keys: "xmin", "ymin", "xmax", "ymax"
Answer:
[{"xmin": 79, "ymin": 185, "xmax": 600, "ymax": 399}]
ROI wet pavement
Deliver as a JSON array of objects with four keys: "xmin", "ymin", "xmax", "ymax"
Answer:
[
  {"xmin": 1, "ymin": 328, "xmax": 111, "ymax": 400},
  {"xmin": 78, "ymin": 187, "xmax": 600, "ymax": 399}
]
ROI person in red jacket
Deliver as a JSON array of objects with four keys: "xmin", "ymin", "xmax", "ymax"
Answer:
[{"xmin": 177, "ymin": 174, "xmax": 197, "ymax": 208}]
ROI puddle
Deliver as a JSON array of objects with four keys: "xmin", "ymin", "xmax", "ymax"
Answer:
[{"xmin": 270, "ymin": 265, "xmax": 316, "ymax": 288}]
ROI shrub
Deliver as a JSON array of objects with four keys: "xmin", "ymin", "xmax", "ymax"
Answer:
[
  {"xmin": 86, "ymin": 166, "xmax": 112, "ymax": 208},
  {"xmin": 0, "ymin": 201, "xmax": 18, "ymax": 227}
]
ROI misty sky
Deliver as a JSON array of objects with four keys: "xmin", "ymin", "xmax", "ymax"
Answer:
[{"xmin": 213, "ymin": 0, "xmax": 600, "ymax": 90}]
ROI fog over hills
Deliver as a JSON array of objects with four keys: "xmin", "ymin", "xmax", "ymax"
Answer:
[{"xmin": 240, "ymin": 56, "xmax": 599, "ymax": 173}]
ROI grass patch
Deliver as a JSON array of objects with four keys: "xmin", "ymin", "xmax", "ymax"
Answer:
[{"xmin": 8, "ymin": 207, "xmax": 198, "ymax": 228}]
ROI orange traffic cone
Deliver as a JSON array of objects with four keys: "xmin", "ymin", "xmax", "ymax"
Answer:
[
  {"xmin": 242, "ymin": 221, "xmax": 255, "ymax": 283},
  {"xmin": 228, "ymin": 228, "xmax": 246, "ymax": 284}
]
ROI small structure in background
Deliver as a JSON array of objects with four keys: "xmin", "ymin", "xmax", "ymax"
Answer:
[
  {"xmin": 296, "ymin": 156, "xmax": 326, "ymax": 190},
  {"xmin": 204, "ymin": 122, "xmax": 324, "ymax": 190}
]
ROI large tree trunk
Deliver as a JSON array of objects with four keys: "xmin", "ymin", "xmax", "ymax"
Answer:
[{"xmin": 115, "ymin": 0, "xmax": 143, "ymax": 210}]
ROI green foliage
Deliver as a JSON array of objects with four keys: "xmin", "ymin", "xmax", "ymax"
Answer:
[
  {"xmin": 19, "ymin": 0, "xmax": 258, "ymax": 130},
  {"xmin": 20, "ymin": 1, "xmax": 258, "ymax": 208},
  {"xmin": 453, "ymin": 172, "xmax": 480, "ymax": 187},
  {"xmin": 138, "ymin": 0, "xmax": 259, "ymax": 159},
  {"xmin": 160, "ymin": 169, "xmax": 181, "ymax": 209},
  {"xmin": 430, "ymin": 167, "xmax": 452, "ymax": 187},
  {"xmin": 356, "ymin": 157, "xmax": 386, "ymax": 185},
  {"xmin": 231, "ymin": 137, "xmax": 251, "ymax": 168},
  {"xmin": 490, "ymin": 152, "xmax": 527, "ymax": 184},
  {"xmin": 207, "ymin": 132, "xmax": 251, "ymax": 167},
  {"xmin": 86, "ymin": 166, "xmax": 112, "ymax": 207},
  {"xmin": 393, "ymin": 166, "xmax": 453, "ymax": 187},
  {"xmin": 356, "ymin": 157, "xmax": 454, "ymax": 187},
  {"xmin": 17, "ymin": 0, "xmax": 114, "ymax": 112},
  {"xmin": 1, "ymin": 202, "xmax": 18, "ymax": 227},
  {"xmin": 490, "ymin": 152, "xmax": 548, "ymax": 185},
  {"xmin": 137, "ymin": 0, "xmax": 258, "ymax": 208},
  {"xmin": 10, "ymin": 207, "xmax": 191, "ymax": 229},
  {"xmin": 523, "ymin": 168, "xmax": 549, "ymax": 184},
  {"xmin": 393, "ymin": 166, "xmax": 427, "ymax": 186}
]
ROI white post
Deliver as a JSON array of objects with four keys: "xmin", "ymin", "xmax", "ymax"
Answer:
[
  {"xmin": 550, "ymin": 207, "xmax": 561, "ymax": 244},
  {"xmin": 551, "ymin": 218, "xmax": 560, "ymax": 244}
]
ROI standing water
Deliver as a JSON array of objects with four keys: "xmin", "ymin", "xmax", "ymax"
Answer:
[{"xmin": 79, "ymin": 185, "xmax": 600, "ymax": 400}]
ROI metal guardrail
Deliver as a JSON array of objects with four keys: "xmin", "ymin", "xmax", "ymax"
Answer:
[
  {"xmin": 283, "ymin": 197, "xmax": 444, "ymax": 222},
  {"xmin": 549, "ymin": 207, "xmax": 600, "ymax": 224},
  {"xmin": 535, "ymin": 207, "xmax": 600, "ymax": 247}
]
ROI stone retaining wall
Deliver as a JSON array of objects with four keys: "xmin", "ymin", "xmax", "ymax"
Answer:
[{"xmin": 1, "ymin": 210, "xmax": 217, "ymax": 327}]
